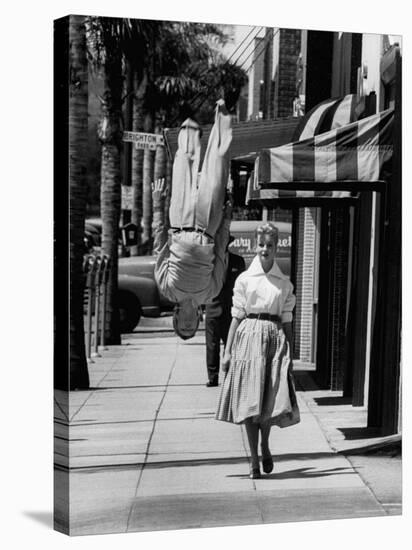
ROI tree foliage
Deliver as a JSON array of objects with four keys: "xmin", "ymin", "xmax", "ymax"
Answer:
[
  {"xmin": 149, "ymin": 23, "xmax": 248, "ymax": 126},
  {"xmin": 86, "ymin": 17, "xmax": 246, "ymax": 123}
]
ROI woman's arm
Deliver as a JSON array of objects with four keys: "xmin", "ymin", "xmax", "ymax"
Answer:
[
  {"xmin": 282, "ymin": 321, "xmax": 294, "ymax": 374},
  {"xmin": 282, "ymin": 321, "xmax": 293, "ymax": 350},
  {"xmin": 221, "ymin": 317, "xmax": 241, "ymax": 373},
  {"xmin": 281, "ymin": 281, "xmax": 295, "ymax": 359}
]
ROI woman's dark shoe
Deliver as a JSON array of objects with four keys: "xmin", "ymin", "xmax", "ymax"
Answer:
[
  {"xmin": 261, "ymin": 447, "xmax": 274, "ymax": 474},
  {"xmin": 249, "ymin": 467, "xmax": 261, "ymax": 479},
  {"xmin": 262, "ymin": 456, "xmax": 274, "ymax": 474}
]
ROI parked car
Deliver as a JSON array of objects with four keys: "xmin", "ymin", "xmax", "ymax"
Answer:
[
  {"xmin": 83, "ymin": 219, "xmax": 174, "ymax": 332},
  {"xmin": 85, "ymin": 219, "xmax": 292, "ymax": 333},
  {"xmin": 118, "ymin": 255, "xmax": 174, "ymax": 332}
]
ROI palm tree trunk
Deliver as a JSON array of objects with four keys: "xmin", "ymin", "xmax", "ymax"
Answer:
[
  {"xmin": 130, "ymin": 70, "xmax": 147, "ymax": 255},
  {"xmin": 68, "ymin": 15, "xmax": 90, "ymax": 390},
  {"xmin": 121, "ymin": 59, "xmax": 134, "ymax": 228},
  {"xmin": 153, "ymin": 115, "xmax": 167, "ymax": 239},
  {"xmin": 142, "ymin": 111, "xmax": 154, "ymax": 248},
  {"xmin": 98, "ymin": 54, "xmax": 123, "ymax": 345}
]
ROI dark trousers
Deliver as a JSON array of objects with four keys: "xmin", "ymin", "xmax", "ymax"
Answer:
[{"xmin": 205, "ymin": 314, "xmax": 231, "ymax": 383}]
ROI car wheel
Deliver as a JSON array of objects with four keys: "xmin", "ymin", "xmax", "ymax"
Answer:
[{"xmin": 118, "ymin": 291, "xmax": 141, "ymax": 333}]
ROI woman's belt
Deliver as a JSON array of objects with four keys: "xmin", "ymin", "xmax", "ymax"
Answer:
[{"xmin": 247, "ymin": 313, "xmax": 281, "ymax": 323}]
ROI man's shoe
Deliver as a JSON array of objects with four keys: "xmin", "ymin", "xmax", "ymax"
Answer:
[
  {"xmin": 206, "ymin": 380, "xmax": 219, "ymax": 387},
  {"xmin": 249, "ymin": 467, "xmax": 261, "ymax": 479}
]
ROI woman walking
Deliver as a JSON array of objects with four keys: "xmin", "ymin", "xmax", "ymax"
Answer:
[{"xmin": 216, "ymin": 222, "xmax": 300, "ymax": 479}]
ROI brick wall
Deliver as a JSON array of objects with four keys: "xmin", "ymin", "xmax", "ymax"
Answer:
[{"xmin": 274, "ymin": 29, "xmax": 302, "ymax": 118}]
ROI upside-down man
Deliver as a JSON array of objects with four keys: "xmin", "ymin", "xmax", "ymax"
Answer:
[{"xmin": 152, "ymin": 99, "xmax": 233, "ymax": 339}]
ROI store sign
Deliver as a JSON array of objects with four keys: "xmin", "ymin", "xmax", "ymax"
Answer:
[
  {"xmin": 229, "ymin": 226, "xmax": 292, "ymax": 275},
  {"xmin": 122, "ymin": 131, "xmax": 164, "ymax": 150}
]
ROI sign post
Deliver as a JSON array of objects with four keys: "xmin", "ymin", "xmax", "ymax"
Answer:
[{"xmin": 121, "ymin": 185, "xmax": 133, "ymax": 211}]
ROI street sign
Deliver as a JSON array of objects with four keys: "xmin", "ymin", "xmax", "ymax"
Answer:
[{"xmin": 122, "ymin": 131, "xmax": 164, "ymax": 150}]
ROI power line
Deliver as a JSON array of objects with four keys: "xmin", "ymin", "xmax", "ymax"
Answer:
[
  {"xmin": 188, "ymin": 26, "xmax": 263, "ymax": 114},
  {"xmin": 169, "ymin": 26, "xmax": 278, "ymax": 128},
  {"xmin": 237, "ymin": 27, "xmax": 279, "ymax": 74},
  {"xmin": 229, "ymin": 26, "xmax": 264, "ymax": 66},
  {"xmin": 194, "ymin": 27, "xmax": 278, "ymax": 120},
  {"xmin": 166, "ymin": 29, "xmax": 262, "ymax": 128},
  {"xmin": 190, "ymin": 26, "xmax": 265, "ymax": 115}
]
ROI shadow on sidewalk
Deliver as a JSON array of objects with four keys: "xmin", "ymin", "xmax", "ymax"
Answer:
[
  {"xmin": 313, "ymin": 396, "xmax": 353, "ymax": 406},
  {"xmin": 293, "ymin": 369, "xmax": 319, "ymax": 391},
  {"xmin": 227, "ymin": 465, "xmax": 353, "ymax": 480},
  {"xmin": 66, "ymin": 451, "xmax": 341, "ymax": 473},
  {"xmin": 140, "ymin": 451, "xmax": 339, "ymax": 470},
  {"xmin": 85, "ymin": 383, "xmax": 208, "ymax": 391},
  {"xmin": 338, "ymin": 426, "xmax": 381, "ymax": 440}
]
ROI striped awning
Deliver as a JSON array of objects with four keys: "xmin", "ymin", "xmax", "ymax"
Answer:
[
  {"xmin": 246, "ymin": 96, "xmax": 394, "ymax": 203},
  {"xmin": 292, "ymin": 94, "xmax": 363, "ymax": 141}
]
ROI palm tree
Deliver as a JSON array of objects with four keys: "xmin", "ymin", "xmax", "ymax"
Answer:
[
  {"xmin": 189, "ymin": 60, "xmax": 248, "ymax": 124},
  {"xmin": 87, "ymin": 16, "xmax": 125, "ymax": 345},
  {"xmin": 67, "ymin": 15, "xmax": 90, "ymax": 390},
  {"xmin": 126, "ymin": 21, "xmax": 227, "ymax": 253},
  {"xmin": 142, "ymin": 112, "xmax": 155, "ymax": 246},
  {"xmin": 130, "ymin": 71, "xmax": 147, "ymax": 255},
  {"xmin": 122, "ymin": 22, "xmax": 154, "ymax": 255}
]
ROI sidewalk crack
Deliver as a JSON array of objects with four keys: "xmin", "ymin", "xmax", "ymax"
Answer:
[
  {"xmin": 68, "ymin": 356, "xmax": 124, "ymax": 423},
  {"xmin": 345, "ymin": 456, "xmax": 391, "ymax": 515},
  {"xmin": 125, "ymin": 340, "xmax": 180, "ymax": 532}
]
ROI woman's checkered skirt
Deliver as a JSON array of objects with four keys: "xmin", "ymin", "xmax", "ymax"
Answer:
[{"xmin": 215, "ymin": 318, "xmax": 300, "ymax": 427}]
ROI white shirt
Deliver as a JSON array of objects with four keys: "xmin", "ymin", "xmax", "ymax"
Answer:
[{"xmin": 231, "ymin": 256, "xmax": 296, "ymax": 323}]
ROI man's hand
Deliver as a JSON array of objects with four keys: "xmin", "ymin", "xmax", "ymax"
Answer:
[
  {"xmin": 216, "ymin": 98, "xmax": 228, "ymax": 116},
  {"xmin": 152, "ymin": 178, "xmax": 166, "ymax": 205}
]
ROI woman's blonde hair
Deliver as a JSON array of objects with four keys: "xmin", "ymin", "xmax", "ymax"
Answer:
[{"xmin": 255, "ymin": 222, "xmax": 279, "ymax": 246}]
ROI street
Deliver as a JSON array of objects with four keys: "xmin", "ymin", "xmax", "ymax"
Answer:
[{"xmin": 54, "ymin": 319, "xmax": 401, "ymax": 536}]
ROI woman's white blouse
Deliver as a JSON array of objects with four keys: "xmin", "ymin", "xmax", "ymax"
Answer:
[{"xmin": 231, "ymin": 256, "xmax": 296, "ymax": 323}]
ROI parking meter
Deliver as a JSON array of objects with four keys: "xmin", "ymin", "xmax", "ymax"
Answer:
[
  {"xmin": 91, "ymin": 256, "xmax": 103, "ymax": 356},
  {"xmin": 121, "ymin": 223, "xmax": 138, "ymax": 247},
  {"xmin": 99, "ymin": 255, "xmax": 111, "ymax": 350},
  {"xmin": 85, "ymin": 255, "xmax": 97, "ymax": 289},
  {"xmin": 84, "ymin": 255, "xmax": 99, "ymax": 361}
]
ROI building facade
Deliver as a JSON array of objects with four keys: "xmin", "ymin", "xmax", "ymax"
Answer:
[{"xmin": 244, "ymin": 26, "xmax": 401, "ymax": 436}]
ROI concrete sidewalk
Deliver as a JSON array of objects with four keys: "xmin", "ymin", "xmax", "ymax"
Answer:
[{"xmin": 54, "ymin": 322, "xmax": 401, "ymax": 536}]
